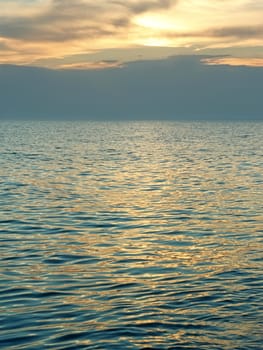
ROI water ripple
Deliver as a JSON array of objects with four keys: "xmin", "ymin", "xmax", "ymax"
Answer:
[{"xmin": 0, "ymin": 121, "xmax": 262, "ymax": 349}]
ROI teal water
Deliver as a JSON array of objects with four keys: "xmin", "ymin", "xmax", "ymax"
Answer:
[{"xmin": 0, "ymin": 121, "xmax": 262, "ymax": 349}]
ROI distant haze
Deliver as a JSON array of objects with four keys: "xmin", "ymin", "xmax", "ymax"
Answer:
[{"xmin": 0, "ymin": 56, "xmax": 262, "ymax": 121}]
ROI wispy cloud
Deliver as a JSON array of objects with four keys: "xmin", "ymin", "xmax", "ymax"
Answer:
[
  {"xmin": 117, "ymin": 0, "xmax": 173, "ymax": 14},
  {"xmin": 59, "ymin": 60, "xmax": 123, "ymax": 70},
  {"xmin": 207, "ymin": 25, "xmax": 263, "ymax": 39},
  {"xmin": 202, "ymin": 57, "xmax": 263, "ymax": 67},
  {"xmin": 165, "ymin": 25, "xmax": 263, "ymax": 41}
]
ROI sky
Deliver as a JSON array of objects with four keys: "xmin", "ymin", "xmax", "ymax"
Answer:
[{"xmin": 0, "ymin": 0, "xmax": 262, "ymax": 120}]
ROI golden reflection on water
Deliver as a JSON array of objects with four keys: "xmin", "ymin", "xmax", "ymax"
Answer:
[{"xmin": 1, "ymin": 121, "xmax": 262, "ymax": 349}]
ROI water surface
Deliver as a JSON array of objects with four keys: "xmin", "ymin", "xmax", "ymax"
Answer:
[{"xmin": 0, "ymin": 121, "xmax": 262, "ymax": 349}]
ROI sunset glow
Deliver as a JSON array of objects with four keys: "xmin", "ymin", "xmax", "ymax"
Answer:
[{"xmin": 0, "ymin": 0, "xmax": 262, "ymax": 68}]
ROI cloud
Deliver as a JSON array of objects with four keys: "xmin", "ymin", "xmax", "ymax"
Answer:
[
  {"xmin": 240, "ymin": 0, "xmax": 263, "ymax": 11},
  {"xmin": 202, "ymin": 57, "xmax": 263, "ymax": 67},
  {"xmin": 59, "ymin": 60, "xmax": 123, "ymax": 70},
  {"xmin": 0, "ymin": 55, "xmax": 262, "ymax": 120},
  {"xmin": 0, "ymin": 0, "xmax": 262, "ymax": 66},
  {"xmin": 0, "ymin": 0, "xmax": 179, "ymax": 65},
  {"xmin": 0, "ymin": 40, "xmax": 10, "ymax": 51},
  {"xmin": 0, "ymin": 1, "xmax": 119, "ymax": 42},
  {"xmin": 0, "ymin": 0, "xmax": 176, "ymax": 41},
  {"xmin": 117, "ymin": 0, "xmax": 173, "ymax": 14},
  {"xmin": 164, "ymin": 25, "xmax": 263, "ymax": 40},
  {"xmin": 207, "ymin": 25, "xmax": 263, "ymax": 39}
]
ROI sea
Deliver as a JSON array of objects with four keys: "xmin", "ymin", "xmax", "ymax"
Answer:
[{"xmin": 0, "ymin": 121, "xmax": 262, "ymax": 349}]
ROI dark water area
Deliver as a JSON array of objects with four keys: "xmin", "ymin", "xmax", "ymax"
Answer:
[{"xmin": 0, "ymin": 121, "xmax": 262, "ymax": 349}]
